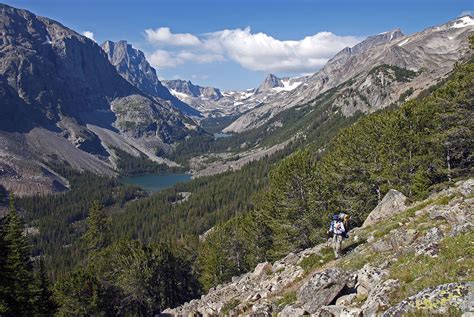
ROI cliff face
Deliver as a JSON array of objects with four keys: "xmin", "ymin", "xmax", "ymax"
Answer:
[
  {"xmin": 166, "ymin": 179, "xmax": 474, "ymax": 316},
  {"xmin": 0, "ymin": 4, "xmax": 196, "ymax": 196}
]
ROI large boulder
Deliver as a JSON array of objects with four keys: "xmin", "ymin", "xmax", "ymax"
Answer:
[
  {"xmin": 363, "ymin": 189, "xmax": 407, "ymax": 227},
  {"xmin": 278, "ymin": 305, "xmax": 307, "ymax": 317},
  {"xmin": 355, "ymin": 264, "xmax": 389, "ymax": 297},
  {"xmin": 253, "ymin": 262, "xmax": 273, "ymax": 278},
  {"xmin": 381, "ymin": 282, "xmax": 473, "ymax": 316},
  {"xmin": 362, "ymin": 279, "xmax": 400, "ymax": 316},
  {"xmin": 297, "ymin": 268, "xmax": 348, "ymax": 314}
]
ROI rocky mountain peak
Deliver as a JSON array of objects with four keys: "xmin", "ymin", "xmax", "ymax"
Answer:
[
  {"xmin": 258, "ymin": 73, "xmax": 284, "ymax": 92},
  {"xmin": 162, "ymin": 79, "xmax": 222, "ymax": 101},
  {"xmin": 351, "ymin": 28, "xmax": 404, "ymax": 55}
]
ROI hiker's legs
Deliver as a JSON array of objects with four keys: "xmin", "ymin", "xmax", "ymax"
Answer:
[{"xmin": 333, "ymin": 235, "xmax": 342, "ymax": 258}]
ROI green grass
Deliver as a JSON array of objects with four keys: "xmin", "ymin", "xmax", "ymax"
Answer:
[
  {"xmin": 299, "ymin": 247, "xmax": 334, "ymax": 273},
  {"xmin": 389, "ymin": 233, "xmax": 473, "ymax": 305},
  {"xmin": 276, "ymin": 291, "xmax": 297, "ymax": 307},
  {"xmin": 222, "ymin": 298, "xmax": 240, "ymax": 315}
]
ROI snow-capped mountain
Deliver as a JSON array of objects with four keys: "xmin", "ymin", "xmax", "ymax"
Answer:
[
  {"xmin": 224, "ymin": 16, "xmax": 474, "ymax": 133},
  {"xmin": 162, "ymin": 74, "xmax": 307, "ymax": 118}
]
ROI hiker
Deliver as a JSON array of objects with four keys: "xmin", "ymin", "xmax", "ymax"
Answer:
[
  {"xmin": 328, "ymin": 214, "xmax": 345, "ymax": 258},
  {"xmin": 338, "ymin": 212, "xmax": 351, "ymax": 239}
]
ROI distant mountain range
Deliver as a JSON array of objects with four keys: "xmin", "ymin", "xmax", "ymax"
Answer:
[
  {"xmin": 162, "ymin": 74, "xmax": 308, "ymax": 118},
  {"xmin": 0, "ymin": 1, "xmax": 472, "ymax": 196},
  {"xmin": 224, "ymin": 19, "xmax": 473, "ymax": 132}
]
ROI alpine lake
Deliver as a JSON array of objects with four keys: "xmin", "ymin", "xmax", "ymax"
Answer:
[{"xmin": 120, "ymin": 173, "xmax": 192, "ymax": 192}]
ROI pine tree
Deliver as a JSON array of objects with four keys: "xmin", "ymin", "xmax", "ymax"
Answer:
[
  {"xmin": 3, "ymin": 193, "xmax": 35, "ymax": 315},
  {"xmin": 84, "ymin": 200, "xmax": 110, "ymax": 253},
  {"xmin": 33, "ymin": 257, "xmax": 57, "ymax": 316},
  {"xmin": 0, "ymin": 214, "xmax": 9, "ymax": 314}
]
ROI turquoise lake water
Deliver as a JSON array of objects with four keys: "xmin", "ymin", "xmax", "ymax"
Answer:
[{"xmin": 121, "ymin": 173, "xmax": 192, "ymax": 192}]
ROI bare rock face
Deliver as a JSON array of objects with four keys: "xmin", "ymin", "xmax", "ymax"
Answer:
[
  {"xmin": 363, "ymin": 189, "xmax": 407, "ymax": 227},
  {"xmin": 297, "ymin": 268, "xmax": 349, "ymax": 314}
]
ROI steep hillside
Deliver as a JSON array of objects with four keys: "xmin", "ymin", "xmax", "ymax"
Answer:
[
  {"xmin": 0, "ymin": 4, "xmax": 197, "ymax": 196},
  {"xmin": 224, "ymin": 17, "xmax": 473, "ymax": 133},
  {"xmin": 167, "ymin": 179, "xmax": 473, "ymax": 316}
]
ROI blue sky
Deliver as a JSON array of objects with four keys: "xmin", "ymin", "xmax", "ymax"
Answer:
[{"xmin": 4, "ymin": 0, "xmax": 472, "ymax": 90}]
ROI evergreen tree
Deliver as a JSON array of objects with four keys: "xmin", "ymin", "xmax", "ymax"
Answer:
[
  {"xmin": 84, "ymin": 200, "xmax": 111, "ymax": 253},
  {"xmin": 33, "ymin": 257, "xmax": 57, "ymax": 316},
  {"xmin": 0, "ymin": 214, "xmax": 8, "ymax": 314},
  {"xmin": 3, "ymin": 193, "xmax": 35, "ymax": 315}
]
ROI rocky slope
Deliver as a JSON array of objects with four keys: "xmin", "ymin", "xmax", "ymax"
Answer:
[
  {"xmin": 165, "ymin": 179, "xmax": 474, "ymax": 316},
  {"xmin": 0, "ymin": 4, "xmax": 197, "ymax": 196},
  {"xmin": 101, "ymin": 40, "xmax": 201, "ymax": 117},
  {"xmin": 224, "ymin": 17, "xmax": 474, "ymax": 133},
  {"xmin": 162, "ymin": 74, "xmax": 307, "ymax": 118}
]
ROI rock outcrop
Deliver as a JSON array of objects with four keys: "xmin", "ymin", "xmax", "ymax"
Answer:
[{"xmin": 363, "ymin": 189, "xmax": 407, "ymax": 227}]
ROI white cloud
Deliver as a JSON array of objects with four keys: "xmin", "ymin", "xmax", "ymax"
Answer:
[
  {"xmin": 145, "ymin": 27, "xmax": 362, "ymax": 73},
  {"xmin": 459, "ymin": 10, "xmax": 473, "ymax": 17},
  {"xmin": 82, "ymin": 31, "xmax": 95, "ymax": 41},
  {"xmin": 192, "ymin": 74, "xmax": 209, "ymax": 80},
  {"xmin": 148, "ymin": 49, "xmax": 224, "ymax": 68},
  {"xmin": 145, "ymin": 27, "xmax": 201, "ymax": 46}
]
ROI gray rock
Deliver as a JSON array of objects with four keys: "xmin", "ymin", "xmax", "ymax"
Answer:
[
  {"xmin": 363, "ymin": 189, "xmax": 407, "ymax": 227},
  {"xmin": 356, "ymin": 264, "xmax": 389, "ymax": 297},
  {"xmin": 318, "ymin": 305, "xmax": 363, "ymax": 317},
  {"xmin": 362, "ymin": 279, "xmax": 400, "ymax": 316},
  {"xmin": 297, "ymin": 268, "xmax": 348, "ymax": 313},
  {"xmin": 455, "ymin": 179, "xmax": 474, "ymax": 197},
  {"xmin": 449, "ymin": 223, "xmax": 474, "ymax": 237},
  {"xmin": 253, "ymin": 262, "xmax": 273, "ymax": 277},
  {"xmin": 278, "ymin": 305, "xmax": 307, "ymax": 317},
  {"xmin": 428, "ymin": 200, "xmax": 473, "ymax": 224},
  {"xmin": 382, "ymin": 282, "xmax": 473, "ymax": 316},
  {"xmin": 281, "ymin": 252, "xmax": 299, "ymax": 266},
  {"xmin": 414, "ymin": 227, "xmax": 444, "ymax": 257},
  {"xmin": 251, "ymin": 302, "xmax": 272, "ymax": 316},
  {"xmin": 386, "ymin": 228, "xmax": 418, "ymax": 251},
  {"xmin": 336, "ymin": 293, "xmax": 358, "ymax": 306}
]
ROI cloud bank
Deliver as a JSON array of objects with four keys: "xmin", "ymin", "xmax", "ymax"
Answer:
[{"xmin": 145, "ymin": 27, "xmax": 362, "ymax": 74}]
